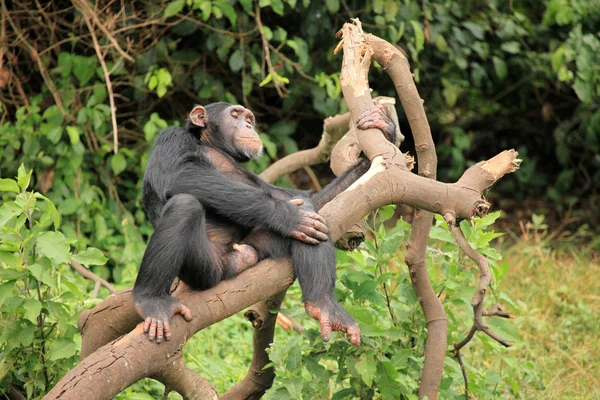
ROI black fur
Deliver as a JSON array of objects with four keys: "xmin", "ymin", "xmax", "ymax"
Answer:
[{"xmin": 133, "ymin": 103, "xmax": 389, "ymax": 339}]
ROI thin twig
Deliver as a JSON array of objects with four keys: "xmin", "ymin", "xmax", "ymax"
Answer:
[
  {"xmin": 254, "ymin": 4, "xmax": 287, "ymax": 97},
  {"xmin": 74, "ymin": 0, "xmax": 134, "ymax": 62},
  {"xmin": 80, "ymin": 11, "xmax": 120, "ymax": 153},
  {"xmin": 2, "ymin": 0, "xmax": 71, "ymax": 119},
  {"xmin": 70, "ymin": 260, "xmax": 116, "ymax": 295}
]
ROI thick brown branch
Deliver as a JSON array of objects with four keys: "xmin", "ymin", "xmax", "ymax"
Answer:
[
  {"xmin": 47, "ymin": 260, "xmax": 295, "ymax": 400},
  {"xmin": 221, "ymin": 291, "xmax": 287, "ymax": 399},
  {"xmin": 155, "ymin": 355, "xmax": 217, "ymax": 400},
  {"xmin": 338, "ymin": 19, "xmax": 444, "ymax": 400},
  {"xmin": 259, "ymin": 112, "xmax": 351, "ymax": 183}
]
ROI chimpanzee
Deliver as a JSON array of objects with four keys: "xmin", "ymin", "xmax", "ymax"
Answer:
[{"xmin": 133, "ymin": 102, "xmax": 395, "ymax": 346}]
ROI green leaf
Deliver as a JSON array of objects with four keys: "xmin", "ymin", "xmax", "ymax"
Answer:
[
  {"xmin": 378, "ymin": 205, "xmax": 395, "ymax": 222},
  {"xmin": 229, "ymin": 50, "xmax": 243, "ymax": 73},
  {"xmin": 73, "ymin": 56, "xmax": 96, "ymax": 86},
  {"xmin": 410, "ymin": 21, "xmax": 424, "ymax": 52},
  {"xmin": 286, "ymin": 343, "xmax": 302, "ymax": 370},
  {"xmin": 48, "ymin": 339, "xmax": 77, "ymax": 361},
  {"xmin": 17, "ymin": 164, "xmax": 32, "ymax": 190},
  {"xmin": 34, "ymin": 193, "xmax": 61, "ymax": 229},
  {"xmin": 36, "ymin": 231, "xmax": 70, "ymax": 265},
  {"xmin": 0, "ymin": 178, "xmax": 20, "ymax": 193},
  {"xmin": 58, "ymin": 198, "xmax": 78, "ymax": 216},
  {"xmin": 0, "ymin": 282, "xmax": 15, "ymax": 307},
  {"xmin": 493, "ymin": 56, "xmax": 507, "ymax": 80},
  {"xmin": 111, "ymin": 153, "xmax": 127, "ymax": 175},
  {"xmin": 215, "ymin": 0, "xmax": 237, "ymax": 25},
  {"xmin": 501, "ymin": 41, "xmax": 520, "ymax": 54},
  {"xmin": 325, "ymin": 0, "xmax": 340, "ymax": 13},
  {"xmin": 259, "ymin": 73, "xmax": 273, "ymax": 87},
  {"xmin": 355, "ymin": 352, "xmax": 376, "ymax": 387},
  {"xmin": 164, "ymin": 0, "xmax": 184, "ymax": 17},
  {"xmin": 22, "ymin": 299, "xmax": 42, "ymax": 323},
  {"xmin": 66, "ymin": 126, "xmax": 81, "ymax": 145},
  {"xmin": 0, "ymin": 202, "xmax": 22, "ymax": 226},
  {"xmin": 269, "ymin": 0, "xmax": 284, "ymax": 15},
  {"xmin": 72, "ymin": 248, "xmax": 108, "ymax": 266},
  {"xmin": 573, "ymin": 78, "xmax": 593, "ymax": 103}
]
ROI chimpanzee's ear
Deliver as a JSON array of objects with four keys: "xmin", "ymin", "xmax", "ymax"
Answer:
[{"xmin": 189, "ymin": 106, "xmax": 207, "ymax": 128}]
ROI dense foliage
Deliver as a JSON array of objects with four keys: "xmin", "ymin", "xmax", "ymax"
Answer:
[{"xmin": 0, "ymin": 0, "xmax": 597, "ymax": 398}]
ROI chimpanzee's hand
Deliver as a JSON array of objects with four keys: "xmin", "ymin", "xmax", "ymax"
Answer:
[
  {"xmin": 134, "ymin": 296, "xmax": 192, "ymax": 344},
  {"xmin": 289, "ymin": 199, "xmax": 329, "ymax": 244},
  {"xmin": 356, "ymin": 105, "xmax": 395, "ymax": 142}
]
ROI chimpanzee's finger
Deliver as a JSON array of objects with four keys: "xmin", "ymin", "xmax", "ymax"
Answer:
[
  {"xmin": 300, "ymin": 226, "xmax": 328, "ymax": 242},
  {"xmin": 291, "ymin": 230, "xmax": 319, "ymax": 245},
  {"xmin": 319, "ymin": 314, "xmax": 332, "ymax": 342},
  {"xmin": 173, "ymin": 303, "xmax": 193, "ymax": 321},
  {"xmin": 301, "ymin": 210, "xmax": 327, "ymax": 226},
  {"xmin": 144, "ymin": 317, "xmax": 152, "ymax": 334},
  {"xmin": 148, "ymin": 318, "xmax": 157, "ymax": 341},
  {"xmin": 289, "ymin": 199, "xmax": 304, "ymax": 206},
  {"xmin": 163, "ymin": 322, "xmax": 172, "ymax": 341},
  {"xmin": 349, "ymin": 327, "xmax": 361, "ymax": 347},
  {"xmin": 300, "ymin": 215, "xmax": 328, "ymax": 235},
  {"xmin": 156, "ymin": 320, "xmax": 164, "ymax": 344}
]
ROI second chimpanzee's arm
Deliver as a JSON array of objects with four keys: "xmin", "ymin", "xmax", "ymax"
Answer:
[
  {"xmin": 313, "ymin": 105, "xmax": 396, "ymax": 210},
  {"xmin": 312, "ymin": 158, "xmax": 371, "ymax": 211},
  {"xmin": 166, "ymin": 157, "xmax": 329, "ymax": 244}
]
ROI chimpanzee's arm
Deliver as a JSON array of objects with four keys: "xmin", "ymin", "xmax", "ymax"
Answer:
[
  {"xmin": 166, "ymin": 158, "xmax": 328, "ymax": 243},
  {"xmin": 312, "ymin": 157, "xmax": 371, "ymax": 211}
]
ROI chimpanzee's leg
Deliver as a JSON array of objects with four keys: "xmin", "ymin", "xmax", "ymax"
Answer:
[
  {"xmin": 241, "ymin": 203, "xmax": 361, "ymax": 346},
  {"xmin": 133, "ymin": 194, "xmax": 221, "ymax": 343}
]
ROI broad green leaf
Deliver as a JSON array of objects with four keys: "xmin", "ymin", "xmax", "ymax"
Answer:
[
  {"xmin": 378, "ymin": 205, "xmax": 395, "ymax": 222},
  {"xmin": 215, "ymin": 0, "xmax": 237, "ymax": 25},
  {"xmin": 325, "ymin": 0, "xmax": 340, "ymax": 13},
  {"xmin": 493, "ymin": 56, "xmax": 507, "ymax": 80},
  {"xmin": 164, "ymin": 0, "xmax": 184, "ymax": 17},
  {"xmin": 111, "ymin": 152, "xmax": 127, "ymax": 175},
  {"xmin": 66, "ymin": 126, "xmax": 81, "ymax": 145},
  {"xmin": 0, "ymin": 202, "xmax": 22, "ymax": 226},
  {"xmin": 286, "ymin": 343, "xmax": 302, "ymax": 370},
  {"xmin": 72, "ymin": 248, "xmax": 108, "ymax": 266},
  {"xmin": 36, "ymin": 231, "xmax": 70, "ymax": 265},
  {"xmin": 0, "ymin": 178, "xmax": 19, "ymax": 193},
  {"xmin": 58, "ymin": 198, "xmax": 78, "ymax": 216},
  {"xmin": 229, "ymin": 50, "xmax": 243, "ymax": 73},
  {"xmin": 22, "ymin": 299, "xmax": 42, "ymax": 323},
  {"xmin": 410, "ymin": 21, "xmax": 424, "ymax": 52},
  {"xmin": 270, "ymin": 0, "xmax": 284, "ymax": 15},
  {"xmin": 0, "ymin": 282, "xmax": 15, "ymax": 307},
  {"xmin": 501, "ymin": 41, "xmax": 520, "ymax": 54},
  {"xmin": 355, "ymin": 352, "xmax": 376, "ymax": 387},
  {"xmin": 34, "ymin": 193, "xmax": 61, "ymax": 229},
  {"xmin": 17, "ymin": 164, "xmax": 31, "ymax": 190},
  {"xmin": 48, "ymin": 339, "xmax": 77, "ymax": 361}
]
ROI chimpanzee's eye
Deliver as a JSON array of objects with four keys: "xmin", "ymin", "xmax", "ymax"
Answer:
[{"xmin": 231, "ymin": 111, "xmax": 239, "ymax": 119}]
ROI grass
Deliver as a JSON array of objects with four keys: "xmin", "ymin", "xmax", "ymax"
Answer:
[{"xmin": 490, "ymin": 231, "xmax": 600, "ymax": 399}]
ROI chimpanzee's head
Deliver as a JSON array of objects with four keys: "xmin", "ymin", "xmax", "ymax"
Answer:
[{"xmin": 187, "ymin": 102, "xmax": 263, "ymax": 162}]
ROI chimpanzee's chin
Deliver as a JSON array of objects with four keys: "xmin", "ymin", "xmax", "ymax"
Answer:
[{"xmin": 244, "ymin": 144, "xmax": 264, "ymax": 160}]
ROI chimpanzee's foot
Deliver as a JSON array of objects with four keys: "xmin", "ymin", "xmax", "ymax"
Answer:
[
  {"xmin": 305, "ymin": 300, "xmax": 361, "ymax": 346},
  {"xmin": 356, "ymin": 105, "xmax": 395, "ymax": 142},
  {"xmin": 134, "ymin": 296, "xmax": 192, "ymax": 344},
  {"xmin": 225, "ymin": 243, "xmax": 259, "ymax": 275}
]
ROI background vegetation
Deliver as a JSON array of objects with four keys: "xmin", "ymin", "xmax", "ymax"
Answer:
[{"xmin": 0, "ymin": 0, "xmax": 598, "ymax": 398}]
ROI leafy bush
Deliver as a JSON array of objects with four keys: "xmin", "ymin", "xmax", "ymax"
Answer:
[
  {"xmin": 263, "ymin": 208, "xmax": 530, "ymax": 399},
  {"xmin": 0, "ymin": 167, "xmax": 108, "ymax": 397}
]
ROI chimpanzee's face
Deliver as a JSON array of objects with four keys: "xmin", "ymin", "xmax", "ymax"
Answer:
[
  {"xmin": 189, "ymin": 104, "xmax": 263, "ymax": 162},
  {"xmin": 224, "ymin": 105, "xmax": 263, "ymax": 160}
]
